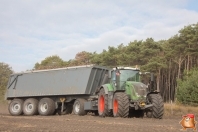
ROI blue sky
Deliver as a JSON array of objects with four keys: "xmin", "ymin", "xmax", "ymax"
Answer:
[{"xmin": 0, "ymin": 0, "xmax": 198, "ymax": 72}]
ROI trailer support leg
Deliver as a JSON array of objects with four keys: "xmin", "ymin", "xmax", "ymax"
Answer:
[{"xmin": 60, "ymin": 98, "xmax": 66, "ymax": 113}]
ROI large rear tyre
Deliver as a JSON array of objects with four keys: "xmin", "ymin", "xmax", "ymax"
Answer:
[
  {"xmin": 98, "ymin": 88, "xmax": 109, "ymax": 117},
  {"xmin": 23, "ymin": 98, "xmax": 38, "ymax": 116},
  {"xmin": 9, "ymin": 99, "xmax": 24, "ymax": 116},
  {"xmin": 38, "ymin": 98, "xmax": 55, "ymax": 116},
  {"xmin": 147, "ymin": 94, "xmax": 164, "ymax": 119},
  {"xmin": 113, "ymin": 92, "xmax": 129, "ymax": 118},
  {"xmin": 73, "ymin": 99, "xmax": 87, "ymax": 116}
]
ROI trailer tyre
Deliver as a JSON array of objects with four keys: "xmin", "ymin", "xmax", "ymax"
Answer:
[
  {"xmin": 23, "ymin": 98, "xmax": 38, "ymax": 116},
  {"xmin": 113, "ymin": 92, "xmax": 129, "ymax": 118},
  {"xmin": 73, "ymin": 99, "xmax": 87, "ymax": 116},
  {"xmin": 38, "ymin": 98, "xmax": 55, "ymax": 116},
  {"xmin": 147, "ymin": 94, "xmax": 164, "ymax": 119},
  {"xmin": 9, "ymin": 99, "xmax": 24, "ymax": 116}
]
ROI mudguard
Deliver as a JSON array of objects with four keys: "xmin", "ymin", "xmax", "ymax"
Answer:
[{"xmin": 100, "ymin": 84, "xmax": 114, "ymax": 94}]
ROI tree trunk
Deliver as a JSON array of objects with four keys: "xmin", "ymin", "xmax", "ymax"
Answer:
[
  {"xmin": 168, "ymin": 60, "xmax": 171, "ymax": 102},
  {"xmin": 187, "ymin": 55, "xmax": 190, "ymax": 74},
  {"xmin": 157, "ymin": 69, "xmax": 160, "ymax": 92}
]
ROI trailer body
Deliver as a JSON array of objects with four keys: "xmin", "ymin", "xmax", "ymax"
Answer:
[{"xmin": 6, "ymin": 65, "xmax": 109, "ymax": 99}]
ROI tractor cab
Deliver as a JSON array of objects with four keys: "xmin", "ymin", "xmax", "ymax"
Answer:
[
  {"xmin": 111, "ymin": 67, "xmax": 140, "ymax": 90},
  {"xmin": 111, "ymin": 67, "xmax": 149, "ymax": 101}
]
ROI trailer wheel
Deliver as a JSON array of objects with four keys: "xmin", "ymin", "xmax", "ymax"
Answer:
[
  {"xmin": 9, "ymin": 99, "xmax": 24, "ymax": 116},
  {"xmin": 147, "ymin": 94, "xmax": 164, "ymax": 119},
  {"xmin": 23, "ymin": 98, "xmax": 38, "ymax": 116},
  {"xmin": 113, "ymin": 92, "xmax": 129, "ymax": 118},
  {"xmin": 38, "ymin": 98, "xmax": 55, "ymax": 116},
  {"xmin": 98, "ymin": 88, "xmax": 109, "ymax": 117},
  {"xmin": 73, "ymin": 99, "xmax": 87, "ymax": 116}
]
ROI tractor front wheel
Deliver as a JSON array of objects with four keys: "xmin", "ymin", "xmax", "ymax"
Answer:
[{"xmin": 146, "ymin": 94, "xmax": 164, "ymax": 119}]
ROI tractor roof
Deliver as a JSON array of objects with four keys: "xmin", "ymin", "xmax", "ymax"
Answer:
[{"xmin": 113, "ymin": 67, "xmax": 140, "ymax": 70}]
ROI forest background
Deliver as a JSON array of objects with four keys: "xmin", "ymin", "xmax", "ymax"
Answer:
[{"xmin": 1, "ymin": 23, "xmax": 198, "ymax": 105}]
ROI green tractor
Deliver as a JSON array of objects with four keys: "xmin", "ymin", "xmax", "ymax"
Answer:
[{"xmin": 97, "ymin": 67, "xmax": 164, "ymax": 119}]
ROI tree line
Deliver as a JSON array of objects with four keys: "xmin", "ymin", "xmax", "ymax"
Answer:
[{"xmin": 1, "ymin": 23, "xmax": 198, "ymax": 104}]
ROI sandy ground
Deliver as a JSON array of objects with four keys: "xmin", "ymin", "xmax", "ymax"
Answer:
[{"xmin": 0, "ymin": 103, "xmax": 193, "ymax": 132}]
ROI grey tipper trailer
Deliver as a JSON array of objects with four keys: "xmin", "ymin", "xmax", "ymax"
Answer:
[{"xmin": 6, "ymin": 65, "xmax": 110, "ymax": 116}]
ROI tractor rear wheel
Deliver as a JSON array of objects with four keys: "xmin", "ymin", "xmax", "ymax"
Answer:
[
  {"xmin": 146, "ymin": 94, "xmax": 164, "ymax": 119},
  {"xmin": 113, "ymin": 92, "xmax": 129, "ymax": 118},
  {"xmin": 98, "ymin": 88, "xmax": 109, "ymax": 117}
]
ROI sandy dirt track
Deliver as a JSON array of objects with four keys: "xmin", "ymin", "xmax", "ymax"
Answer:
[{"xmin": 0, "ymin": 103, "xmax": 190, "ymax": 132}]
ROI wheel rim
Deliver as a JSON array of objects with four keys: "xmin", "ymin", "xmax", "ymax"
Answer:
[
  {"xmin": 75, "ymin": 102, "xmax": 80, "ymax": 113},
  {"xmin": 99, "ymin": 95, "xmax": 104, "ymax": 112},
  {"xmin": 113, "ymin": 99, "xmax": 118, "ymax": 115},
  {"xmin": 25, "ymin": 103, "xmax": 33, "ymax": 113},
  {"xmin": 40, "ymin": 103, "xmax": 48, "ymax": 112},
  {"xmin": 12, "ymin": 103, "xmax": 21, "ymax": 113}
]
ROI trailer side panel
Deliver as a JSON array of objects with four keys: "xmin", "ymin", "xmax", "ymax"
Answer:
[{"xmin": 6, "ymin": 66, "xmax": 110, "ymax": 98}]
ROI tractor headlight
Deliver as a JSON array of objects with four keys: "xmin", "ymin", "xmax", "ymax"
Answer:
[{"xmin": 140, "ymin": 102, "xmax": 146, "ymax": 107}]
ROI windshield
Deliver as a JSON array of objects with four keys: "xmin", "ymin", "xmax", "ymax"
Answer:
[{"xmin": 120, "ymin": 70, "xmax": 140, "ymax": 82}]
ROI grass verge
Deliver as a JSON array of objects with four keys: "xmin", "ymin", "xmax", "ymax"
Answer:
[{"xmin": 164, "ymin": 103, "xmax": 198, "ymax": 118}]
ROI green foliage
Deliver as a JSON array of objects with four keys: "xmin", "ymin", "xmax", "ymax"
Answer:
[
  {"xmin": 0, "ymin": 63, "xmax": 13, "ymax": 101},
  {"xmin": 74, "ymin": 51, "xmax": 92, "ymax": 65},
  {"xmin": 34, "ymin": 55, "xmax": 67, "ymax": 70},
  {"xmin": 177, "ymin": 68, "xmax": 198, "ymax": 105}
]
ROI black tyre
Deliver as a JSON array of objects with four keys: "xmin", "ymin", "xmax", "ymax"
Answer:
[
  {"xmin": 8, "ymin": 99, "xmax": 24, "ymax": 116},
  {"xmin": 58, "ymin": 104, "xmax": 73, "ymax": 115},
  {"xmin": 98, "ymin": 88, "xmax": 109, "ymax": 117},
  {"xmin": 38, "ymin": 98, "xmax": 55, "ymax": 116},
  {"xmin": 146, "ymin": 94, "xmax": 164, "ymax": 119},
  {"xmin": 23, "ymin": 98, "xmax": 38, "ymax": 116},
  {"xmin": 73, "ymin": 99, "xmax": 87, "ymax": 116},
  {"xmin": 113, "ymin": 92, "xmax": 129, "ymax": 118}
]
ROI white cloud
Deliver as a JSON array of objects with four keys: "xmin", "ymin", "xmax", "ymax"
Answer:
[{"xmin": 0, "ymin": 0, "xmax": 198, "ymax": 72}]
